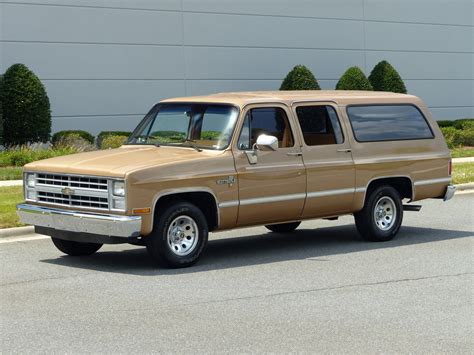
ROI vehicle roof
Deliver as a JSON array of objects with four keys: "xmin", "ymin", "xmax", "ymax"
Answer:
[{"xmin": 160, "ymin": 90, "xmax": 420, "ymax": 107}]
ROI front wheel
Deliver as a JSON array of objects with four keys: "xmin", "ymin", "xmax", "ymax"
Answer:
[
  {"xmin": 354, "ymin": 185, "xmax": 403, "ymax": 242},
  {"xmin": 265, "ymin": 222, "xmax": 301, "ymax": 233},
  {"xmin": 51, "ymin": 237, "xmax": 102, "ymax": 256},
  {"xmin": 146, "ymin": 201, "xmax": 208, "ymax": 268}
]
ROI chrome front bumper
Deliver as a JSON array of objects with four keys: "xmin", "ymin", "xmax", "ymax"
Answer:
[
  {"xmin": 444, "ymin": 184, "xmax": 456, "ymax": 201},
  {"xmin": 17, "ymin": 204, "xmax": 141, "ymax": 238}
]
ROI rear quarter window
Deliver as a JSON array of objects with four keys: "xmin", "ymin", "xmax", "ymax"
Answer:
[{"xmin": 346, "ymin": 105, "xmax": 434, "ymax": 142}]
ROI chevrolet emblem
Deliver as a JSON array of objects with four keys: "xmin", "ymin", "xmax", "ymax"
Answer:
[{"xmin": 61, "ymin": 187, "xmax": 75, "ymax": 196}]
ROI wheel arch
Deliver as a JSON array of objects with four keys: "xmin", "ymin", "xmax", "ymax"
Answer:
[
  {"xmin": 361, "ymin": 176, "xmax": 414, "ymax": 205},
  {"xmin": 151, "ymin": 188, "xmax": 219, "ymax": 232}
]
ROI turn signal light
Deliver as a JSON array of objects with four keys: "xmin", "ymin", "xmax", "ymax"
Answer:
[{"xmin": 132, "ymin": 207, "xmax": 151, "ymax": 214}]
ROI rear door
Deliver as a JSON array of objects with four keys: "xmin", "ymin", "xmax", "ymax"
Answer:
[{"xmin": 292, "ymin": 102, "xmax": 355, "ymax": 217}]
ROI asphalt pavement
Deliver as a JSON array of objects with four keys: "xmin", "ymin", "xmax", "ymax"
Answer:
[{"xmin": 1, "ymin": 194, "xmax": 473, "ymax": 353}]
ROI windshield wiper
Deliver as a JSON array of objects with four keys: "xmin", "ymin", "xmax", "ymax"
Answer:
[{"xmin": 181, "ymin": 139, "xmax": 202, "ymax": 152}]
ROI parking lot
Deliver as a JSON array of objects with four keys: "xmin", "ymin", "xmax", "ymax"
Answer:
[{"xmin": 1, "ymin": 194, "xmax": 472, "ymax": 353}]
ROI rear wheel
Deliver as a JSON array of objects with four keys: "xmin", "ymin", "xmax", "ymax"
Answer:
[
  {"xmin": 354, "ymin": 185, "xmax": 403, "ymax": 242},
  {"xmin": 146, "ymin": 201, "xmax": 208, "ymax": 268},
  {"xmin": 51, "ymin": 237, "xmax": 102, "ymax": 256},
  {"xmin": 265, "ymin": 222, "xmax": 301, "ymax": 233}
]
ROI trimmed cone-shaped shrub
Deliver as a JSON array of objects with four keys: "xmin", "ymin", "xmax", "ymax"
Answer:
[
  {"xmin": 368, "ymin": 60, "xmax": 407, "ymax": 94},
  {"xmin": 0, "ymin": 74, "xmax": 4, "ymax": 146},
  {"xmin": 336, "ymin": 66, "xmax": 373, "ymax": 91},
  {"xmin": 280, "ymin": 65, "xmax": 320, "ymax": 90},
  {"xmin": 2, "ymin": 64, "xmax": 51, "ymax": 145}
]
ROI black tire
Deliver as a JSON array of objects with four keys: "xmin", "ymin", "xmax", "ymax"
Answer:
[
  {"xmin": 354, "ymin": 185, "xmax": 403, "ymax": 242},
  {"xmin": 265, "ymin": 221, "xmax": 301, "ymax": 233},
  {"xmin": 51, "ymin": 237, "xmax": 102, "ymax": 256},
  {"xmin": 146, "ymin": 201, "xmax": 208, "ymax": 268}
]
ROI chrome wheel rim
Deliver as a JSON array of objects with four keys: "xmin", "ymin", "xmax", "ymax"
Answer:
[
  {"xmin": 167, "ymin": 215, "xmax": 199, "ymax": 256},
  {"xmin": 373, "ymin": 196, "xmax": 397, "ymax": 231}
]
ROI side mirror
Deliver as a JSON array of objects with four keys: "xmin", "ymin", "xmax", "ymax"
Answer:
[{"xmin": 255, "ymin": 134, "xmax": 278, "ymax": 151}]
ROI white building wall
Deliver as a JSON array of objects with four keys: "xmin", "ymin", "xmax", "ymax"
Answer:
[{"xmin": 1, "ymin": 0, "xmax": 473, "ymax": 134}]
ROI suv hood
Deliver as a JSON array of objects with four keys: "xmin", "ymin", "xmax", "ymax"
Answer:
[{"xmin": 24, "ymin": 145, "xmax": 222, "ymax": 177}]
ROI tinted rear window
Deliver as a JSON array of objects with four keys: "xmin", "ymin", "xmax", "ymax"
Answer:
[{"xmin": 347, "ymin": 105, "xmax": 434, "ymax": 142}]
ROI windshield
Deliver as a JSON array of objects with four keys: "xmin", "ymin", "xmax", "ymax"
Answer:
[{"xmin": 127, "ymin": 103, "xmax": 239, "ymax": 150}]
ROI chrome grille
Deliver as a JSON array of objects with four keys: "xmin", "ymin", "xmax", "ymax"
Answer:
[
  {"xmin": 37, "ymin": 191, "xmax": 109, "ymax": 209},
  {"xmin": 34, "ymin": 173, "xmax": 110, "ymax": 210},
  {"xmin": 37, "ymin": 174, "xmax": 108, "ymax": 190}
]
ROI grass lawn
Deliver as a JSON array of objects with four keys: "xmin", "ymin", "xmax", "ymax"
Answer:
[
  {"xmin": 452, "ymin": 162, "xmax": 474, "ymax": 185},
  {"xmin": 451, "ymin": 147, "xmax": 474, "ymax": 158},
  {"xmin": 0, "ymin": 186, "xmax": 25, "ymax": 229},
  {"xmin": 0, "ymin": 167, "xmax": 23, "ymax": 181}
]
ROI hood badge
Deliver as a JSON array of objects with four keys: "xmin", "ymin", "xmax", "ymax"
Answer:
[
  {"xmin": 216, "ymin": 176, "xmax": 236, "ymax": 187},
  {"xmin": 61, "ymin": 187, "xmax": 75, "ymax": 196}
]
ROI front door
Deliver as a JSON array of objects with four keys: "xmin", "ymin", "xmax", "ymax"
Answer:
[
  {"xmin": 232, "ymin": 104, "xmax": 306, "ymax": 226},
  {"xmin": 292, "ymin": 102, "xmax": 355, "ymax": 217}
]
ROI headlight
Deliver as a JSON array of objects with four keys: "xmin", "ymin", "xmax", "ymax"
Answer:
[
  {"xmin": 112, "ymin": 181, "xmax": 125, "ymax": 197},
  {"xmin": 26, "ymin": 173, "xmax": 35, "ymax": 188}
]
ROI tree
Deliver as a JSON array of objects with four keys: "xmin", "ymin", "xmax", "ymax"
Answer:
[
  {"xmin": 280, "ymin": 65, "xmax": 320, "ymax": 90},
  {"xmin": 336, "ymin": 66, "xmax": 373, "ymax": 91},
  {"xmin": 2, "ymin": 64, "xmax": 51, "ymax": 145},
  {"xmin": 368, "ymin": 60, "xmax": 407, "ymax": 94}
]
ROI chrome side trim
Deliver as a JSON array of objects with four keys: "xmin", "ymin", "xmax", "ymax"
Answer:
[
  {"xmin": 220, "ymin": 188, "xmax": 362, "ymax": 208},
  {"xmin": 244, "ymin": 163, "xmax": 305, "ymax": 171},
  {"xmin": 307, "ymin": 188, "xmax": 355, "ymax": 198},
  {"xmin": 219, "ymin": 200, "xmax": 239, "ymax": 208},
  {"xmin": 354, "ymin": 153, "xmax": 449, "ymax": 165},
  {"xmin": 414, "ymin": 177, "xmax": 452, "ymax": 186},
  {"xmin": 17, "ymin": 204, "xmax": 141, "ymax": 238},
  {"xmin": 240, "ymin": 193, "xmax": 306, "ymax": 206}
]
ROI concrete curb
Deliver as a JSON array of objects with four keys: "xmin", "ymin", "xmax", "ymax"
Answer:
[
  {"xmin": 0, "ymin": 226, "xmax": 35, "ymax": 238},
  {"xmin": 0, "ymin": 180, "xmax": 23, "ymax": 187},
  {"xmin": 452, "ymin": 157, "xmax": 474, "ymax": 163},
  {"xmin": 455, "ymin": 182, "xmax": 474, "ymax": 191}
]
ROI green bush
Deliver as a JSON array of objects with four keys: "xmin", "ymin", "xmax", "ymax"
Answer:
[
  {"xmin": 0, "ymin": 74, "xmax": 4, "ymax": 146},
  {"xmin": 52, "ymin": 130, "xmax": 95, "ymax": 145},
  {"xmin": 437, "ymin": 120, "xmax": 455, "ymax": 128},
  {"xmin": 2, "ymin": 64, "xmax": 51, "ymax": 145},
  {"xmin": 100, "ymin": 135, "xmax": 128, "ymax": 149},
  {"xmin": 0, "ymin": 147, "xmax": 78, "ymax": 167},
  {"xmin": 97, "ymin": 131, "xmax": 131, "ymax": 146},
  {"xmin": 54, "ymin": 133, "xmax": 96, "ymax": 152},
  {"xmin": 440, "ymin": 127, "xmax": 462, "ymax": 149},
  {"xmin": 368, "ymin": 60, "xmax": 407, "ymax": 94},
  {"xmin": 458, "ymin": 129, "xmax": 474, "ymax": 146},
  {"xmin": 336, "ymin": 66, "xmax": 373, "ymax": 91},
  {"xmin": 201, "ymin": 131, "xmax": 221, "ymax": 140},
  {"xmin": 453, "ymin": 119, "xmax": 474, "ymax": 130},
  {"xmin": 280, "ymin": 65, "xmax": 320, "ymax": 90}
]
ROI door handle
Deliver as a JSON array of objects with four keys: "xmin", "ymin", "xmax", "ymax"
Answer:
[
  {"xmin": 337, "ymin": 148, "xmax": 352, "ymax": 153},
  {"xmin": 287, "ymin": 152, "xmax": 303, "ymax": 156}
]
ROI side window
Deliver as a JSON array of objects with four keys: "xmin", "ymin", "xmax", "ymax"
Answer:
[
  {"xmin": 295, "ymin": 105, "xmax": 344, "ymax": 146},
  {"xmin": 347, "ymin": 105, "xmax": 434, "ymax": 142},
  {"xmin": 238, "ymin": 107, "xmax": 294, "ymax": 150}
]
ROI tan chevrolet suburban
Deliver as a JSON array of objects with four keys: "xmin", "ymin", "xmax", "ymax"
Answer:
[{"xmin": 17, "ymin": 91, "xmax": 455, "ymax": 268}]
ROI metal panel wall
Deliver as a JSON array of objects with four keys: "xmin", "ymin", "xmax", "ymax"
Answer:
[{"xmin": 1, "ymin": 0, "xmax": 472, "ymax": 134}]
